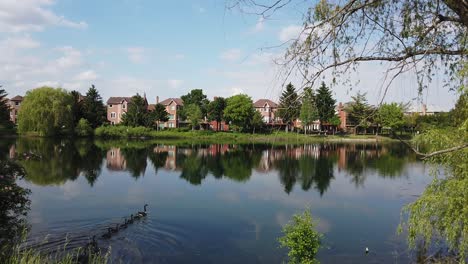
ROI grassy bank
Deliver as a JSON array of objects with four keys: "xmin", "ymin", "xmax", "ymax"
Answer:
[{"xmin": 94, "ymin": 126, "xmax": 398, "ymax": 144}]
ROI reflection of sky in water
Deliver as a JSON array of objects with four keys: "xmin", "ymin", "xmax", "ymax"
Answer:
[{"xmin": 17, "ymin": 143, "xmax": 431, "ymax": 263}]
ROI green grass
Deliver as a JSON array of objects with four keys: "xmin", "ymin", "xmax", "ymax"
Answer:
[{"xmin": 93, "ymin": 126, "xmax": 399, "ymax": 144}]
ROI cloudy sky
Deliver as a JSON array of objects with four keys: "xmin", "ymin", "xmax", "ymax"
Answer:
[{"xmin": 0, "ymin": 0, "xmax": 459, "ymax": 110}]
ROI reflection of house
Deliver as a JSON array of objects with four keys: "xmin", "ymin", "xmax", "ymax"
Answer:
[
  {"xmin": 153, "ymin": 145, "xmax": 179, "ymax": 170},
  {"xmin": 253, "ymin": 99, "xmax": 281, "ymax": 124},
  {"xmin": 404, "ymin": 103, "xmax": 445, "ymax": 116},
  {"xmin": 7, "ymin": 95, "xmax": 23, "ymax": 124},
  {"xmin": 106, "ymin": 148, "xmax": 127, "ymax": 170}
]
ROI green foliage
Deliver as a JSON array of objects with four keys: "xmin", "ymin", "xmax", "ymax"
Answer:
[
  {"xmin": 452, "ymin": 91, "xmax": 468, "ymax": 127},
  {"xmin": 70, "ymin": 90, "xmax": 84, "ymax": 127},
  {"xmin": 148, "ymin": 103, "xmax": 169, "ymax": 129},
  {"xmin": 377, "ymin": 103, "xmax": 405, "ymax": 132},
  {"xmin": 75, "ymin": 118, "xmax": 93, "ymax": 137},
  {"xmin": 185, "ymin": 104, "xmax": 202, "ymax": 130},
  {"xmin": 224, "ymin": 94, "xmax": 256, "ymax": 132},
  {"xmin": 82, "ymin": 85, "xmax": 106, "ymax": 128},
  {"xmin": 300, "ymin": 87, "xmax": 319, "ymax": 133},
  {"xmin": 122, "ymin": 94, "xmax": 148, "ymax": 127},
  {"xmin": 346, "ymin": 91, "xmax": 373, "ymax": 130},
  {"xmin": 95, "ymin": 126, "xmax": 153, "ymax": 138},
  {"xmin": 208, "ymin": 97, "xmax": 226, "ymax": 129},
  {"xmin": 181, "ymin": 89, "xmax": 210, "ymax": 118},
  {"xmin": 278, "ymin": 209, "xmax": 322, "ymax": 264},
  {"xmin": 251, "ymin": 110, "xmax": 264, "ymax": 133},
  {"xmin": 18, "ymin": 87, "xmax": 74, "ymax": 136},
  {"xmin": 315, "ymin": 82, "xmax": 336, "ymax": 126},
  {"xmin": 278, "ymin": 83, "xmax": 301, "ymax": 128},
  {"xmin": 0, "ymin": 88, "xmax": 14, "ymax": 132}
]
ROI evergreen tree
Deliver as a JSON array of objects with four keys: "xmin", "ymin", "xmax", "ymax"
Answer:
[
  {"xmin": 346, "ymin": 91, "xmax": 373, "ymax": 134},
  {"xmin": 299, "ymin": 87, "xmax": 319, "ymax": 134},
  {"xmin": 0, "ymin": 87, "xmax": 14, "ymax": 131},
  {"xmin": 278, "ymin": 83, "xmax": 301, "ymax": 132},
  {"xmin": 70, "ymin": 90, "xmax": 84, "ymax": 128},
  {"xmin": 122, "ymin": 93, "xmax": 148, "ymax": 127},
  {"xmin": 82, "ymin": 85, "xmax": 106, "ymax": 128},
  {"xmin": 207, "ymin": 97, "xmax": 226, "ymax": 131},
  {"xmin": 181, "ymin": 89, "xmax": 210, "ymax": 119},
  {"xmin": 147, "ymin": 103, "xmax": 169, "ymax": 130},
  {"xmin": 315, "ymin": 82, "xmax": 336, "ymax": 129}
]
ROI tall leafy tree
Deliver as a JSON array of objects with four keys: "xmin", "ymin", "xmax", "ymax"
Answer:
[
  {"xmin": 278, "ymin": 83, "xmax": 301, "ymax": 132},
  {"xmin": 184, "ymin": 104, "xmax": 202, "ymax": 130},
  {"xmin": 18, "ymin": 87, "xmax": 74, "ymax": 136},
  {"xmin": 82, "ymin": 85, "xmax": 106, "ymax": 128},
  {"xmin": 181, "ymin": 89, "xmax": 210, "ymax": 118},
  {"xmin": 207, "ymin": 97, "xmax": 226, "ymax": 131},
  {"xmin": 315, "ymin": 82, "xmax": 336, "ymax": 129},
  {"xmin": 0, "ymin": 87, "xmax": 14, "ymax": 131},
  {"xmin": 122, "ymin": 93, "xmax": 148, "ymax": 127},
  {"xmin": 148, "ymin": 103, "xmax": 169, "ymax": 130},
  {"xmin": 224, "ymin": 94, "xmax": 256, "ymax": 132},
  {"xmin": 346, "ymin": 91, "xmax": 373, "ymax": 134},
  {"xmin": 70, "ymin": 90, "xmax": 84, "ymax": 128},
  {"xmin": 377, "ymin": 103, "xmax": 405, "ymax": 135},
  {"xmin": 299, "ymin": 87, "xmax": 319, "ymax": 134}
]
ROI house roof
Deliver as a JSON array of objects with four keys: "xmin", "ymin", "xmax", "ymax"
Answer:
[
  {"xmin": 106, "ymin": 97, "xmax": 132, "ymax": 104},
  {"xmin": 10, "ymin": 95, "xmax": 23, "ymax": 101},
  {"xmin": 147, "ymin": 104, "xmax": 155, "ymax": 111},
  {"xmin": 253, "ymin": 99, "xmax": 278, "ymax": 108},
  {"xmin": 160, "ymin": 98, "xmax": 184, "ymax": 106}
]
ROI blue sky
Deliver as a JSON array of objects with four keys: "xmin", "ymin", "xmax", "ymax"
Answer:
[{"xmin": 0, "ymin": 0, "xmax": 458, "ymax": 110}]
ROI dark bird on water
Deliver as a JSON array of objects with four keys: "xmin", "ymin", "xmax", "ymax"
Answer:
[
  {"xmin": 101, "ymin": 228, "xmax": 112, "ymax": 239},
  {"xmin": 121, "ymin": 218, "xmax": 129, "ymax": 229},
  {"xmin": 110, "ymin": 224, "xmax": 119, "ymax": 233},
  {"xmin": 138, "ymin": 204, "xmax": 148, "ymax": 217},
  {"xmin": 128, "ymin": 214, "xmax": 134, "ymax": 224}
]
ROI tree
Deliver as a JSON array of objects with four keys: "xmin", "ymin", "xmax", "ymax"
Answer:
[
  {"xmin": 122, "ymin": 94, "xmax": 148, "ymax": 127},
  {"xmin": 224, "ymin": 94, "xmax": 256, "ymax": 132},
  {"xmin": 452, "ymin": 91, "xmax": 467, "ymax": 126},
  {"xmin": 277, "ymin": 83, "xmax": 301, "ymax": 132},
  {"xmin": 299, "ymin": 87, "xmax": 319, "ymax": 134},
  {"xmin": 70, "ymin": 90, "xmax": 84, "ymax": 128},
  {"xmin": 82, "ymin": 85, "xmax": 106, "ymax": 128},
  {"xmin": 18, "ymin": 87, "xmax": 74, "ymax": 136},
  {"xmin": 278, "ymin": 209, "xmax": 322, "ymax": 264},
  {"xmin": 251, "ymin": 110, "xmax": 264, "ymax": 134},
  {"xmin": 181, "ymin": 89, "xmax": 210, "ymax": 119},
  {"xmin": 184, "ymin": 104, "xmax": 202, "ymax": 130},
  {"xmin": 75, "ymin": 118, "xmax": 93, "ymax": 137},
  {"xmin": 377, "ymin": 103, "xmax": 405, "ymax": 135},
  {"xmin": 0, "ymin": 87, "xmax": 14, "ymax": 131},
  {"xmin": 207, "ymin": 97, "xmax": 226, "ymax": 131},
  {"xmin": 148, "ymin": 103, "xmax": 169, "ymax": 130},
  {"xmin": 346, "ymin": 91, "xmax": 373, "ymax": 134},
  {"xmin": 233, "ymin": 0, "xmax": 467, "ymax": 91},
  {"xmin": 329, "ymin": 115, "xmax": 341, "ymax": 134},
  {"xmin": 315, "ymin": 82, "xmax": 336, "ymax": 129}
]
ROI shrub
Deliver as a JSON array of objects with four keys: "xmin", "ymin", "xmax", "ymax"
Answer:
[
  {"xmin": 75, "ymin": 118, "xmax": 93, "ymax": 137},
  {"xmin": 278, "ymin": 209, "xmax": 322, "ymax": 264}
]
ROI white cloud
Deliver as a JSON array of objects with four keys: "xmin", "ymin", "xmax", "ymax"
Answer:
[
  {"xmin": 167, "ymin": 79, "xmax": 184, "ymax": 89},
  {"xmin": 0, "ymin": 35, "xmax": 40, "ymax": 49},
  {"xmin": 0, "ymin": 0, "xmax": 88, "ymax": 33},
  {"xmin": 250, "ymin": 17, "xmax": 265, "ymax": 33},
  {"xmin": 278, "ymin": 25, "xmax": 302, "ymax": 42},
  {"xmin": 74, "ymin": 70, "xmax": 98, "ymax": 81},
  {"xmin": 56, "ymin": 46, "xmax": 82, "ymax": 68},
  {"xmin": 220, "ymin": 48, "xmax": 242, "ymax": 62},
  {"xmin": 174, "ymin": 54, "xmax": 185, "ymax": 60},
  {"xmin": 126, "ymin": 47, "xmax": 146, "ymax": 63}
]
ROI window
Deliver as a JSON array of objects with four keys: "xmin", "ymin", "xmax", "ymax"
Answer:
[
  {"xmin": 122, "ymin": 104, "xmax": 126, "ymax": 109},
  {"xmin": 15, "ymin": 102, "xmax": 19, "ymax": 106},
  {"xmin": 169, "ymin": 114, "xmax": 175, "ymax": 120},
  {"xmin": 109, "ymin": 104, "xmax": 113, "ymax": 108},
  {"xmin": 171, "ymin": 106, "xmax": 176, "ymax": 110},
  {"xmin": 110, "ymin": 112, "xmax": 116, "ymax": 118}
]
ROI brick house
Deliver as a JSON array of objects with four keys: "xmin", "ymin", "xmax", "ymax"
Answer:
[
  {"xmin": 159, "ymin": 97, "xmax": 184, "ymax": 128},
  {"xmin": 106, "ymin": 97, "xmax": 132, "ymax": 125},
  {"xmin": 7, "ymin": 95, "xmax": 23, "ymax": 124},
  {"xmin": 253, "ymin": 99, "xmax": 281, "ymax": 124}
]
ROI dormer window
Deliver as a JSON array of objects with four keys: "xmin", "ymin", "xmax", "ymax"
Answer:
[
  {"xmin": 109, "ymin": 104, "xmax": 113, "ymax": 108},
  {"xmin": 171, "ymin": 105, "xmax": 176, "ymax": 110},
  {"xmin": 122, "ymin": 103, "xmax": 126, "ymax": 109}
]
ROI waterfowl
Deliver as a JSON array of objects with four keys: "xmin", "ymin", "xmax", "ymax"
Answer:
[
  {"xmin": 110, "ymin": 224, "xmax": 119, "ymax": 233},
  {"xmin": 365, "ymin": 247, "xmax": 369, "ymax": 254},
  {"xmin": 121, "ymin": 218, "xmax": 128, "ymax": 229},
  {"xmin": 128, "ymin": 214, "xmax": 134, "ymax": 224},
  {"xmin": 137, "ymin": 204, "xmax": 148, "ymax": 217},
  {"xmin": 85, "ymin": 235, "xmax": 99, "ymax": 254},
  {"xmin": 101, "ymin": 228, "xmax": 112, "ymax": 239}
]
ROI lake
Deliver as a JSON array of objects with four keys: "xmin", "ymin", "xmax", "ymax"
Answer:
[{"xmin": 2, "ymin": 138, "xmax": 431, "ymax": 263}]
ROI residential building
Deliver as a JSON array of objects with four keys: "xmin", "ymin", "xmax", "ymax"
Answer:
[
  {"xmin": 7, "ymin": 95, "xmax": 23, "ymax": 124},
  {"xmin": 404, "ymin": 103, "xmax": 444, "ymax": 116},
  {"xmin": 106, "ymin": 97, "xmax": 132, "ymax": 125},
  {"xmin": 159, "ymin": 97, "xmax": 184, "ymax": 128},
  {"xmin": 253, "ymin": 99, "xmax": 280, "ymax": 124}
]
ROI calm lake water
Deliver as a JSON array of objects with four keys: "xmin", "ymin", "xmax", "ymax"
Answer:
[{"xmin": 3, "ymin": 138, "xmax": 432, "ymax": 263}]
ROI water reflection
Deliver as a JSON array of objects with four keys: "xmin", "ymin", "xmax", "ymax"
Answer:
[{"xmin": 6, "ymin": 139, "xmax": 417, "ymax": 196}]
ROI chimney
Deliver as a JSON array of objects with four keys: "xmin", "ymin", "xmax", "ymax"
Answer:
[
  {"xmin": 156, "ymin": 96, "xmax": 159, "ymax": 104},
  {"xmin": 422, "ymin": 104, "xmax": 427, "ymax": 115},
  {"xmin": 214, "ymin": 96, "xmax": 218, "ymax": 100}
]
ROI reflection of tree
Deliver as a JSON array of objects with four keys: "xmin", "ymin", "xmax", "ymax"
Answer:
[
  {"xmin": 313, "ymin": 154, "xmax": 334, "ymax": 196},
  {"xmin": 0, "ymin": 160, "xmax": 30, "ymax": 260},
  {"xmin": 75, "ymin": 140, "xmax": 105, "ymax": 186},
  {"xmin": 223, "ymin": 147, "xmax": 261, "ymax": 182},
  {"xmin": 121, "ymin": 148, "xmax": 148, "ymax": 179},
  {"xmin": 179, "ymin": 151, "xmax": 208, "ymax": 185},
  {"xmin": 276, "ymin": 154, "xmax": 299, "ymax": 194},
  {"xmin": 148, "ymin": 151, "xmax": 168, "ymax": 174}
]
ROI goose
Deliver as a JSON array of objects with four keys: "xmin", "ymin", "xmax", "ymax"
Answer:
[
  {"xmin": 128, "ymin": 214, "xmax": 134, "ymax": 224},
  {"xmin": 365, "ymin": 247, "xmax": 369, "ymax": 254},
  {"xmin": 101, "ymin": 228, "xmax": 112, "ymax": 239},
  {"xmin": 85, "ymin": 235, "xmax": 99, "ymax": 254},
  {"xmin": 137, "ymin": 204, "xmax": 148, "ymax": 217},
  {"xmin": 110, "ymin": 224, "xmax": 119, "ymax": 233}
]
